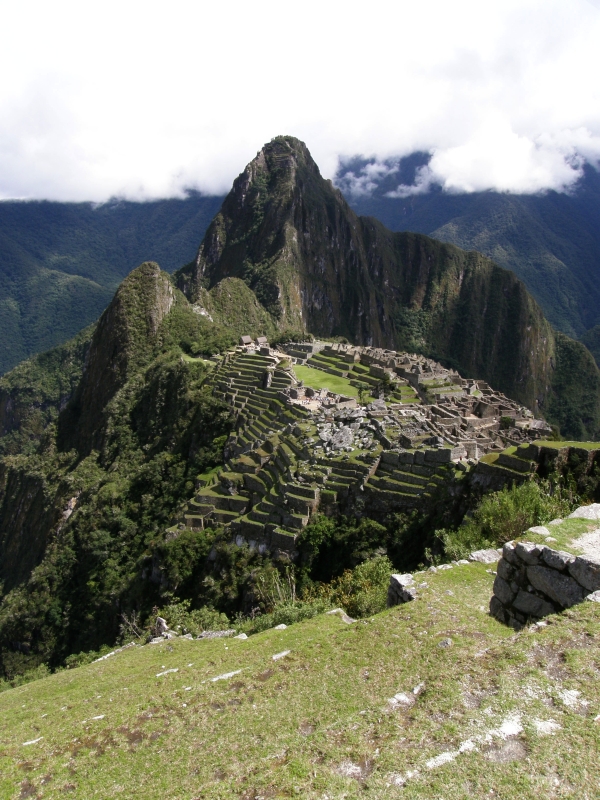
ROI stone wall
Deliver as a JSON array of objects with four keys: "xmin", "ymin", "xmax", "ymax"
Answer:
[{"xmin": 490, "ymin": 541, "xmax": 600, "ymax": 629}]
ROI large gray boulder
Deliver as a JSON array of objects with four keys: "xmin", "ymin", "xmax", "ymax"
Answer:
[
  {"xmin": 469, "ymin": 549, "xmax": 500, "ymax": 564},
  {"xmin": 388, "ymin": 573, "xmax": 418, "ymax": 606},
  {"xmin": 527, "ymin": 566, "xmax": 585, "ymax": 608},
  {"xmin": 568, "ymin": 504, "xmax": 600, "ymax": 520},
  {"xmin": 569, "ymin": 555, "xmax": 600, "ymax": 592}
]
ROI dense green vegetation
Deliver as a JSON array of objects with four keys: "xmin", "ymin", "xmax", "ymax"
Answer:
[
  {"xmin": 0, "ymin": 325, "xmax": 93, "ymax": 456},
  {"xmin": 439, "ymin": 480, "xmax": 574, "ymax": 560},
  {"xmin": 0, "ymin": 193, "xmax": 223, "ymax": 374},
  {"xmin": 342, "ymin": 156, "xmax": 600, "ymax": 340}
]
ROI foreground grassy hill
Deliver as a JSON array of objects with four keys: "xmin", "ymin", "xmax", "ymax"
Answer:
[{"xmin": 1, "ymin": 553, "xmax": 599, "ymax": 799}]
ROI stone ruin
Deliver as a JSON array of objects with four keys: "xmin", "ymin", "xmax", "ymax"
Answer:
[{"xmin": 167, "ymin": 339, "xmax": 562, "ymax": 557}]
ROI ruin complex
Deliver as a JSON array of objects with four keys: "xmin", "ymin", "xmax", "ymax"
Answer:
[{"xmin": 171, "ymin": 339, "xmax": 555, "ymax": 554}]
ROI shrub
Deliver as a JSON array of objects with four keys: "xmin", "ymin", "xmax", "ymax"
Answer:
[
  {"xmin": 440, "ymin": 479, "xmax": 575, "ymax": 559},
  {"xmin": 0, "ymin": 662, "xmax": 51, "ymax": 693},
  {"xmin": 156, "ymin": 599, "xmax": 230, "ymax": 636},
  {"xmin": 237, "ymin": 600, "xmax": 332, "ymax": 635},
  {"xmin": 303, "ymin": 555, "xmax": 392, "ymax": 618}
]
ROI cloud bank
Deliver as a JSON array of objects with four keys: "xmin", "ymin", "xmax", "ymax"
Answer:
[{"xmin": 1, "ymin": 0, "xmax": 599, "ymax": 201}]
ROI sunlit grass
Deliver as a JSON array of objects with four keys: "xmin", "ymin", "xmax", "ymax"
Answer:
[{"xmin": 2, "ymin": 563, "xmax": 600, "ymax": 798}]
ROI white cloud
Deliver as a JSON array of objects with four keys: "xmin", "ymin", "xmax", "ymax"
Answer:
[{"xmin": 0, "ymin": 0, "xmax": 599, "ymax": 201}]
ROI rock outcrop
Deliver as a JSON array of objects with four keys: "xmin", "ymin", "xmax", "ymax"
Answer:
[{"xmin": 58, "ymin": 262, "xmax": 174, "ymax": 456}]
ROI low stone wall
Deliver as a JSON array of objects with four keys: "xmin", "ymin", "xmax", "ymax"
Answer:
[
  {"xmin": 490, "ymin": 541, "xmax": 600, "ymax": 629},
  {"xmin": 388, "ymin": 573, "xmax": 418, "ymax": 605}
]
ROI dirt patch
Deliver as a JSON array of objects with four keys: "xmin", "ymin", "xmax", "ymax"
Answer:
[
  {"xmin": 336, "ymin": 758, "xmax": 374, "ymax": 783},
  {"xmin": 19, "ymin": 780, "xmax": 37, "ymax": 799},
  {"xmin": 299, "ymin": 721, "xmax": 315, "ymax": 736},
  {"xmin": 530, "ymin": 643, "xmax": 570, "ymax": 680},
  {"xmin": 484, "ymin": 738, "xmax": 527, "ymax": 762}
]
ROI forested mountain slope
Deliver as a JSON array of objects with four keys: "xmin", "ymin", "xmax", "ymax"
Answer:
[
  {"xmin": 2, "ymin": 152, "xmax": 599, "ymax": 375},
  {"xmin": 341, "ymin": 156, "xmax": 600, "ymax": 341},
  {"xmin": 0, "ymin": 194, "xmax": 222, "ymax": 373}
]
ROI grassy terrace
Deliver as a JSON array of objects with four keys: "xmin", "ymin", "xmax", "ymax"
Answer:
[
  {"xmin": 2, "ymin": 562, "xmax": 600, "ymax": 798},
  {"xmin": 293, "ymin": 365, "xmax": 363, "ymax": 398},
  {"xmin": 515, "ymin": 515, "xmax": 599, "ymax": 552},
  {"xmin": 534, "ymin": 440, "xmax": 600, "ymax": 450}
]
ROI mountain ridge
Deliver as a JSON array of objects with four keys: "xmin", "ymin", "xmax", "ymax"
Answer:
[{"xmin": 176, "ymin": 136, "xmax": 600, "ymax": 440}]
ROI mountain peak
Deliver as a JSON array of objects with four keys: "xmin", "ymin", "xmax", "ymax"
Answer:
[
  {"xmin": 173, "ymin": 139, "xmax": 600, "ymax": 435},
  {"xmin": 58, "ymin": 261, "xmax": 174, "ymax": 455}
]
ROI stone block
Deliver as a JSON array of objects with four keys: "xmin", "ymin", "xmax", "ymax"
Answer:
[
  {"xmin": 424, "ymin": 448, "xmax": 452, "ymax": 464},
  {"xmin": 390, "ymin": 573, "xmax": 415, "ymax": 589},
  {"xmin": 502, "ymin": 541, "xmax": 520, "ymax": 566},
  {"xmin": 512, "ymin": 590, "xmax": 555, "ymax": 619},
  {"xmin": 493, "ymin": 574, "xmax": 517, "ymax": 606},
  {"xmin": 388, "ymin": 573, "xmax": 417, "ymax": 606},
  {"xmin": 569, "ymin": 555, "xmax": 600, "ymax": 592},
  {"xmin": 527, "ymin": 565, "xmax": 585, "ymax": 609},
  {"xmin": 496, "ymin": 558, "xmax": 515, "ymax": 581},
  {"xmin": 381, "ymin": 451, "xmax": 400, "ymax": 466},
  {"xmin": 243, "ymin": 473, "xmax": 267, "ymax": 495},
  {"xmin": 514, "ymin": 541, "xmax": 544, "ymax": 565},
  {"xmin": 541, "ymin": 548, "xmax": 575, "ymax": 572}
]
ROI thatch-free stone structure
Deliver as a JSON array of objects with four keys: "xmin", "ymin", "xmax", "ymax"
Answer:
[{"xmin": 490, "ymin": 540, "xmax": 600, "ymax": 629}]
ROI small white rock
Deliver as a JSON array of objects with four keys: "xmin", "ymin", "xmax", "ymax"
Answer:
[
  {"xmin": 527, "ymin": 525, "xmax": 551, "ymax": 537},
  {"xmin": 272, "ymin": 650, "xmax": 291, "ymax": 661}
]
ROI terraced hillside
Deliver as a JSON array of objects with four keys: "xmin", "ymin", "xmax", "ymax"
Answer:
[{"xmin": 169, "ymin": 339, "xmax": 563, "ymax": 555}]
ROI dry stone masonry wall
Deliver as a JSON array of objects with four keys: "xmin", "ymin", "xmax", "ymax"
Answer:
[{"xmin": 490, "ymin": 540, "xmax": 600, "ymax": 629}]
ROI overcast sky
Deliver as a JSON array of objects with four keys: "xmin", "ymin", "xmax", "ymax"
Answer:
[{"xmin": 1, "ymin": 0, "xmax": 599, "ymax": 202}]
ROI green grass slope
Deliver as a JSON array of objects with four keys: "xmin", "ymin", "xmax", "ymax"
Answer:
[{"xmin": 1, "ymin": 562, "xmax": 599, "ymax": 798}]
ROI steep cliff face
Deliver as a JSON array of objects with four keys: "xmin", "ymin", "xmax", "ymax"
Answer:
[
  {"xmin": 58, "ymin": 262, "xmax": 174, "ymax": 456},
  {"xmin": 176, "ymin": 136, "xmax": 600, "ymax": 436}
]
